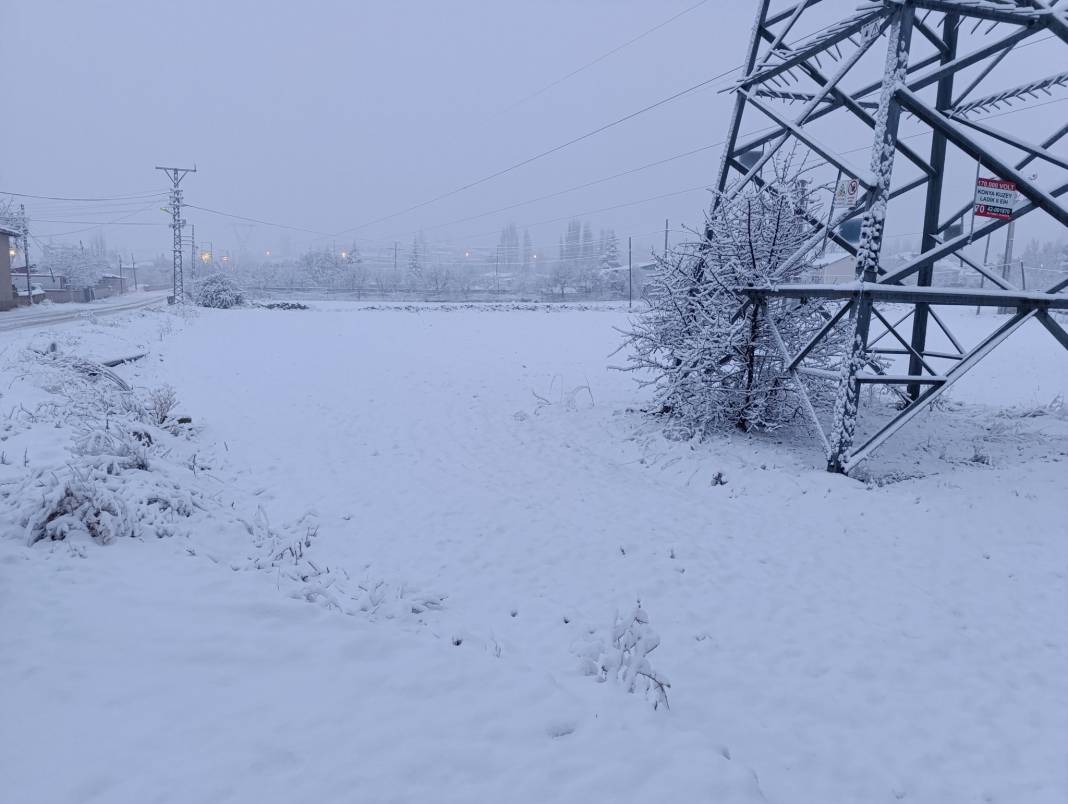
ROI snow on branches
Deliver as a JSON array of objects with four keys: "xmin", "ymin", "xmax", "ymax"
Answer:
[
  {"xmin": 576, "ymin": 601, "xmax": 671, "ymax": 710},
  {"xmin": 621, "ymin": 154, "xmax": 848, "ymax": 437}
]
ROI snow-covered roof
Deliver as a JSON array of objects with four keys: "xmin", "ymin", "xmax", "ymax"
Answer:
[{"xmin": 811, "ymin": 251, "xmax": 854, "ymax": 267}]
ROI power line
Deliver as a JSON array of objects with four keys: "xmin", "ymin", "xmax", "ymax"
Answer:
[
  {"xmin": 333, "ymin": 66, "xmax": 744, "ymax": 237},
  {"xmin": 29, "ymin": 203, "xmax": 164, "ymax": 238},
  {"xmin": 416, "ymin": 95, "xmax": 1068, "ymax": 248},
  {"xmin": 498, "ymin": 0, "xmax": 712, "ymax": 115},
  {"xmin": 332, "ymin": 17, "xmax": 851, "ymax": 239},
  {"xmin": 328, "ymin": 16, "xmax": 862, "ymax": 238},
  {"xmin": 377, "ymin": 140, "xmax": 738, "ymax": 243},
  {"xmin": 185, "ymin": 203, "xmax": 334, "ymax": 237},
  {"xmin": 32, "ymin": 218, "xmax": 165, "ymax": 226},
  {"xmin": 0, "ymin": 189, "xmax": 166, "ymax": 202},
  {"xmin": 444, "ymin": 184, "xmax": 711, "ymax": 245}
]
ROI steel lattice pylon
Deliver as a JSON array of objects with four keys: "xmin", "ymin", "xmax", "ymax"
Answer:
[
  {"xmin": 156, "ymin": 165, "xmax": 196, "ymax": 304},
  {"xmin": 715, "ymin": 0, "xmax": 1068, "ymax": 473}
]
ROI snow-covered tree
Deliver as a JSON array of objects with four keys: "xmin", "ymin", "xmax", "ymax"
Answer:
[
  {"xmin": 621, "ymin": 155, "xmax": 848, "ymax": 434},
  {"xmin": 522, "ymin": 229, "xmax": 534, "ymax": 272},
  {"xmin": 407, "ymin": 235, "xmax": 423, "ymax": 292},
  {"xmin": 39, "ymin": 244, "xmax": 109, "ymax": 289},
  {"xmin": 298, "ymin": 248, "xmax": 343, "ymax": 288},
  {"xmin": 577, "ymin": 221, "xmax": 596, "ymax": 292},
  {"xmin": 598, "ymin": 229, "xmax": 624, "ymax": 295},
  {"xmin": 194, "ymin": 273, "xmax": 245, "ymax": 308},
  {"xmin": 498, "ymin": 223, "xmax": 520, "ymax": 275},
  {"xmin": 342, "ymin": 245, "xmax": 369, "ymax": 295}
]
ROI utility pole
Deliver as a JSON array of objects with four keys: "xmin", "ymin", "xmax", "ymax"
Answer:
[
  {"xmin": 977, "ymin": 235, "xmax": 992, "ymax": 315},
  {"xmin": 664, "ymin": 219, "xmax": 669, "ymax": 258},
  {"xmin": 118, "ymin": 256, "xmax": 124, "ymax": 294},
  {"xmin": 190, "ymin": 223, "xmax": 196, "ymax": 285},
  {"xmin": 628, "ymin": 235, "xmax": 633, "ymax": 309},
  {"xmin": 131, "ymin": 254, "xmax": 138, "ymax": 292},
  {"xmin": 155, "ymin": 164, "xmax": 196, "ymax": 303},
  {"xmin": 17, "ymin": 204, "xmax": 32, "ymax": 300},
  {"xmin": 997, "ymin": 219, "xmax": 1016, "ymax": 314}
]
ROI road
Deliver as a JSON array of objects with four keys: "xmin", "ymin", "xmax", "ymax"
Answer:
[{"xmin": 0, "ymin": 292, "xmax": 169, "ymax": 333}]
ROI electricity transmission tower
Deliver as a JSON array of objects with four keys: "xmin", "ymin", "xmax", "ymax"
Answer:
[
  {"xmin": 716, "ymin": 0, "xmax": 1068, "ymax": 473},
  {"xmin": 155, "ymin": 165, "xmax": 196, "ymax": 303}
]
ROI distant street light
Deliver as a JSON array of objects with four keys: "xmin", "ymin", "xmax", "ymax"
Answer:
[{"xmin": 341, "ymin": 251, "xmax": 348, "ymax": 259}]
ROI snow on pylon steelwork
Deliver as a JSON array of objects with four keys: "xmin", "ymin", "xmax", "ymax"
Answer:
[{"xmin": 711, "ymin": 0, "xmax": 1068, "ymax": 473}]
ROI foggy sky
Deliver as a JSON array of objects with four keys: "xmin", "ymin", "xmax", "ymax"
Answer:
[{"xmin": 4, "ymin": 1, "xmax": 1065, "ymax": 265}]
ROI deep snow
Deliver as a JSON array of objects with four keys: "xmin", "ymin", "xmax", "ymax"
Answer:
[{"xmin": 1, "ymin": 302, "xmax": 1065, "ymax": 804}]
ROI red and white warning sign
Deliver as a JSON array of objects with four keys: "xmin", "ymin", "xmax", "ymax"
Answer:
[
  {"xmin": 834, "ymin": 176, "xmax": 859, "ymax": 206},
  {"xmin": 974, "ymin": 177, "xmax": 1018, "ymax": 220}
]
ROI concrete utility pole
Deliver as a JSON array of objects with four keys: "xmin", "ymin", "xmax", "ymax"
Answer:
[
  {"xmin": 118, "ymin": 256, "xmax": 124, "ymax": 293},
  {"xmin": 18, "ymin": 204, "xmax": 31, "ymax": 299},
  {"xmin": 131, "ymin": 254, "xmax": 138, "ymax": 291},
  {"xmin": 664, "ymin": 219, "xmax": 669, "ymax": 258},
  {"xmin": 628, "ymin": 235, "xmax": 633, "ymax": 309},
  {"xmin": 155, "ymin": 165, "xmax": 196, "ymax": 303}
]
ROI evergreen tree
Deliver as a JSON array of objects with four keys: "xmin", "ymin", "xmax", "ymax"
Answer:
[
  {"xmin": 601, "ymin": 229, "xmax": 621, "ymax": 270},
  {"xmin": 578, "ymin": 221, "xmax": 596, "ymax": 291},
  {"xmin": 407, "ymin": 235, "xmax": 423, "ymax": 291},
  {"xmin": 522, "ymin": 229, "xmax": 534, "ymax": 272},
  {"xmin": 599, "ymin": 230, "xmax": 623, "ymax": 295}
]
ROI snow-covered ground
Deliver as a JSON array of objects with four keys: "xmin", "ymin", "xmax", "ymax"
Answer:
[
  {"xmin": 0, "ymin": 291, "xmax": 169, "ymax": 333},
  {"xmin": 1, "ymin": 302, "xmax": 1065, "ymax": 804}
]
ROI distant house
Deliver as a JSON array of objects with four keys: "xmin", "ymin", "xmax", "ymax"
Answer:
[
  {"xmin": 95, "ymin": 273, "xmax": 129, "ymax": 298},
  {"xmin": 1, "ymin": 224, "xmax": 20, "ymax": 311},
  {"xmin": 809, "ymin": 251, "xmax": 856, "ymax": 283}
]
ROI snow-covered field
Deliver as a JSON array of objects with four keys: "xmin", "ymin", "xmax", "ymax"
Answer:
[{"xmin": 1, "ymin": 302, "xmax": 1065, "ymax": 804}]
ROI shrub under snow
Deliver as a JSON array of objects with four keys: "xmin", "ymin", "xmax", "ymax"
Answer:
[
  {"xmin": 576, "ymin": 601, "xmax": 671, "ymax": 710},
  {"xmin": 194, "ymin": 273, "xmax": 245, "ymax": 308},
  {"xmin": 621, "ymin": 154, "xmax": 851, "ymax": 437}
]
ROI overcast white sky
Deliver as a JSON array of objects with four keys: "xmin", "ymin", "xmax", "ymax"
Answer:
[{"xmin": 4, "ymin": 1, "xmax": 1065, "ymax": 265}]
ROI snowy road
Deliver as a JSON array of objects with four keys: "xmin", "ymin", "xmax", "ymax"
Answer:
[
  {"xmin": 0, "ymin": 292, "xmax": 168, "ymax": 333},
  {"xmin": 2, "ymin": 303, "xmax": 1065, "ymax": 804}
]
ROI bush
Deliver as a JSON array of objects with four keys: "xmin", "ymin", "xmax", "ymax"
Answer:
[
  {"xmin": 621, "ymin": 153, "xmax": 849, "ymax": 435},
  {"xmin": 576, "ymin": 602, "xmax": 671, "ymax": 710},
  {"xmin": 27, "ymin": 468, "xmax": 135, "ymax": 545},
  {"xmin": 194, "ymin": 273, "xmax": 245, "ymax": 308}
]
